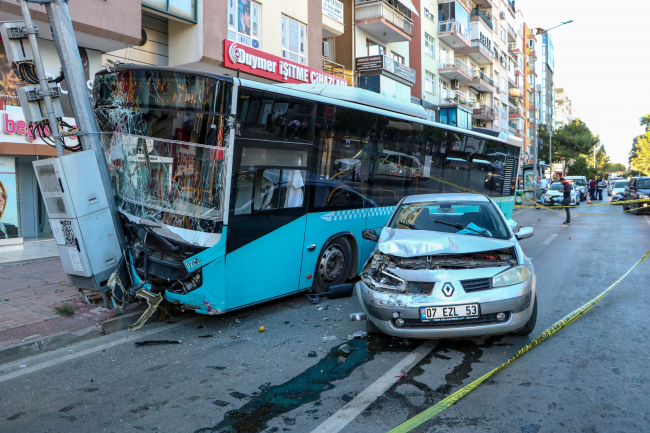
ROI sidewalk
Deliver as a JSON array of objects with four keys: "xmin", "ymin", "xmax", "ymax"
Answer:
[{"xmin": 0, "ymin": 241, "xmax": 149, "ymax": 362}]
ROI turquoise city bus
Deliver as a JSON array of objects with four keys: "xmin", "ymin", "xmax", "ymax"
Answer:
[{"xmin": 93, "ymin": 65, "xmax": 521, "ymax": 315}]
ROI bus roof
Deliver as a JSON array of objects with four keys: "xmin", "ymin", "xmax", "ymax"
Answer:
[{"xmin": 237, "ymin": 78, "xmax": 508, "ymax": 145}]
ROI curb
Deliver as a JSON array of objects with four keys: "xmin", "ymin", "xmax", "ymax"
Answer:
[{"xmin": 0, "ymin": 309, "xmax": 165, "ymax": 365}]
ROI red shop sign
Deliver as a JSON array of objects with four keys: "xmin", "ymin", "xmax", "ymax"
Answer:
[{"xmin": 224, "ymin": 40, "xmax": 347, "ymax": 86}]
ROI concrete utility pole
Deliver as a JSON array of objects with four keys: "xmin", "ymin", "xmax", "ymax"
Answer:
[
  {"xmin": 18, "ymin": 1, "xmax": 65, "ymax": 156},
  {"xmin": 19, "ymin": 0, "xmax": 126, "ymax": 249}
]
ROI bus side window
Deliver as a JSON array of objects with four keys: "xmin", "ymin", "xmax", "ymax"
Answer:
[{"xmin": 253, "ymin": 169, "xmax": 306, "ymax": 211}]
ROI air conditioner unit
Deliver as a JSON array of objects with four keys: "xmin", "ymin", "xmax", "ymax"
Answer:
[
  {"xmin": 451, "ymin": 79, "xmax": 460, "ymax": 89},
  {"xmin": 322, "ymin": 41, "xmax": 330, "ymax": 58},
  {"xmin": 500, "ymin": 12, "xmax": 506, "ymax": 19}
]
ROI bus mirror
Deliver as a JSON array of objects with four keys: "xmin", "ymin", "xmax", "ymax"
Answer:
[
  {"xmin": 362, "ymin": 229, "xmax": 380, "ymax": 242},
  {"xmin": 327, "ymin": 283, "xmax": 354, "ymax": 299}
]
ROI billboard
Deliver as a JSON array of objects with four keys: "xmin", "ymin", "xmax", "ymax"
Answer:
[
  {"xmin": 0, "ymin": 156, "xmax": 18, "ymax": 239},
  {"xmin": 545, "ymin": 33, "xmax": 554, "ymax": 73}
]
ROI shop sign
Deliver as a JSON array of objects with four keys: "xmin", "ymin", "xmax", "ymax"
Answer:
[
  {"xmin": 355, "ymin": 55, "xmax": 416, "ymax": 84},
  {"xmin": 322, "ymin": 0, "xmax": 344, "ymax": 24},
  {"xmin": 224, "ymin": 40, "xmax": 347, "ymax": 86},
  {"xmin": 1, "ymin": 111, "xmax": 78, "ymax": 143}
]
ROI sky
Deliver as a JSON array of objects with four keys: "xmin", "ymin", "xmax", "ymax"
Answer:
[{"xmin": 519, "ymin": 0, "xmax": 649, "ymax": 165}]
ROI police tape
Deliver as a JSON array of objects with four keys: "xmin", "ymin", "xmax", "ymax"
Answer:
[
  {"xmin": 515, "ymin": 195, "xmax": 649, "ymax": 215},
  {"xmin": 387, "ymin": 247, "xmax": 650, "ymax": 433}
]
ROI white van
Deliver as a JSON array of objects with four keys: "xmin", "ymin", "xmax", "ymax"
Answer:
[{"xmin": 565, "ymin": 176, "xmax": 587, "ymax": 201}]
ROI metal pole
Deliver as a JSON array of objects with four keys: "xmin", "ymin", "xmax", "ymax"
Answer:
[
  {"xmin": 43, "ymin": 0, "xmax": 126, "ymax": 249},
  {"xmin": 532, "ymin": 60, "xmax": 538, "ymax": 199},
  {"xmin": 18, "ymin": 1, "xmax": 64, "ymax": 156}
]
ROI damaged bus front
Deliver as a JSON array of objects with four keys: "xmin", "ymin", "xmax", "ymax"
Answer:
[{"xmin": 94, "ymin": 65, "xmax": 235, "ymax": 315}]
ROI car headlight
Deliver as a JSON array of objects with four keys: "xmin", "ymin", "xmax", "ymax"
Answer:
[
  {"xmin": 640, "ymin": 194, "xmax": 649, "ymax": 200},
  {"xmin": 493, "ymin": 265, "xmax": 531, "ymax": 288},
  {"xmin": 612, "ymin": 191, "xmax": 619, "ymax": 195},
  {"xmin": 361, "ymin": 270, "xmax": 406, "ymax": 292}
]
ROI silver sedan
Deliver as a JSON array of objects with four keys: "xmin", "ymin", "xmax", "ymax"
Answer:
[{"xmin": 356, "ymin": 193, "xmax": 537, "ymax": 339}]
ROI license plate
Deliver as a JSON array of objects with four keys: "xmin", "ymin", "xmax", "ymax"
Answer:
[{"xmin": 420, "ymin": 304, "xmax": 480, "ymax": 322}]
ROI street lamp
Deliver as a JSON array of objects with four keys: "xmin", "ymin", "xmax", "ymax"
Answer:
[{"xmin": 531, "ymin": 20, "xmax": 573, "ymax": 192}]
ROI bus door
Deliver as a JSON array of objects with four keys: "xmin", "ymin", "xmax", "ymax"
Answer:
[{"xmin": 225, "ymin": 142, "xmax": 310, "ymax": 310}]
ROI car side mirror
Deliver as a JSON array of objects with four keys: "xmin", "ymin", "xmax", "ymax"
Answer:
[
  {"xmin": 515, "ymin": 227, "xmax": 534, "ymax": 241},
  {"xmin": 362, "ymin": 229, "xmax": 380, "ymax": 242}
]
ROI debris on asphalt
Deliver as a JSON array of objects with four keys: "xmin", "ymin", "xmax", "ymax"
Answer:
[
  {"xmin": 323, "ymin": 335, "xmax": 337, "ymax": 341},
  {"xmin": 340, "ymin": 344, "xmax": 351, "ymax": 354},
  {"xmin": 347, "ymin": 331, "xmax": 368, "ymax": 340},
  {"xmin": 230, "ymin": 335, "xmax": 240, "ymax": 339},
  {"xmin": 234, "ymin": 319, "xmax": 241, "ymax": 323},
  {"xmin": 259, "ymin": 326, "xmax": 266, "ymax": 332},
  {"xmin": 318, "ymin": 347, "xmax": 326, "ymax": 353},
  {"xmin": 308, "ymin": 351, "xmax": 317, "ymax": 358},
  {"xmin": 128, "ymin": 289, "xmax": 163, "ymax": 331},
  {"xmin": 337, "ymin": 356, "xmax": 347, "ymax": 364},
  {"xmin": 284, "ymin": 321, "xmax": 290, "ymax": 324},
  {"xmin": 207, "ymin": 366, "xmax": 227, "ymax": 370},
  {"xmin": 134, "ymin": 340, "xmax": 181, "ymax": 347},
  {"xmin": 323, "ymin": 317, "xmax": 329, "ymax": 321},
  {"xmin": 197, "ymin": 325, "xmax": 204, "ymax": 329},
  {"xmin": 306, "ymin": 294, "xmax": 321, "ymax": 304},
  {"xmin": 395, "ymin": 371, "xmax": 408, "ymax": 378},
  {"xmin": 198, "ymin": 335, "xmax": 213, "ymax": 339}
]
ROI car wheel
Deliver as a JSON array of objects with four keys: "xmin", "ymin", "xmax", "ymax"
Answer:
[
  {"xmin": 313, "ymin": 237, "xmax": 353, "ymax": 294},
  {"xmin": 366, "ymin": 318, "xmax": 382, "ymax": 335},
  {"xmin": 512, "ymin": 295, "xmax": 537, "ymax": 336},
  {"xmin": 576, "ymin": 198, "xmax": 580, "ymax": 206}
]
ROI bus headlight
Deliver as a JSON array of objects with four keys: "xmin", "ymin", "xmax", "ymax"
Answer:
[{"xmin": 493, "ymin": 265, "xmax": 531, "ymax": 288}]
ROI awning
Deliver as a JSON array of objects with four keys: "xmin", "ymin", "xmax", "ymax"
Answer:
[{"xmin": 397, "ymin": 0, "xmax": 420, "ymax": 17}]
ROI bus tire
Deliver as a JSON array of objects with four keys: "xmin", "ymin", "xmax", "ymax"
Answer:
[{"xmin": 314, "ymin": 237, "xmax": 353, "ymax": 294}]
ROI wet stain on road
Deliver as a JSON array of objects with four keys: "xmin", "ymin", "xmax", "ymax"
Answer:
[{"xmin": 195, "ymin": 336, "xmax": 416, "ymax": 433}]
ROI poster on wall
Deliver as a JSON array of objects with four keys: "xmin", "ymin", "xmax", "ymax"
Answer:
[
  {"xmin": 0, "ymin": 36, "xmax": 91, "ymax": 117},
  {"xmin": 0, "ymin": 156, "xmax": 19, "ymax": 239}
]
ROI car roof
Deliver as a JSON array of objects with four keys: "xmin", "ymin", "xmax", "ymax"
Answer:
[{"xmin": 402, "ymin": 193, "xmax": 491, "ymax": 204}]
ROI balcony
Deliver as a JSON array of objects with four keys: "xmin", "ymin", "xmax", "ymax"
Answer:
[
  {"xmin": 323, "ymin": 58, "xmax": 346, "ymax": 80},
  {"xmin": 472, "ymin": 0, "xmax": 493, "ymax": 7},
  {"xmin": 470, "ymin": 9, "xmax": 494, "ymax": 30},
  {"xmin": 509, "ymin": 106, "xmax": 524, "ymax": 119},
  {"xmin": 355, "ymin": 0, "xmax": 413, "ymax": 42},
  {"xmin": 469, "ymin": 69, "xmax": 494, "ymax": 93},
  {"xmin": 508, "ymin": 96, "xmax": 518, "ymax": 106},
  {"xmin": 439, "ymin": 20, "xmax": 471, "ymax": 48},
  {"xmin": 455, "ymin": 39, "xmax": 493, "ymax": 64},
  {"xmin": 439, "ymin": 89, "xmax": 476, "ymax": 111},
  {"xmin": 473, "ymin": 103, "xmax": 497, "ymax": 120},
  {"xmin": 508, "ymin": 121, "xmax": 517, "ymax": 133},
  {"xmin": 438, "ymin": 58, "xmax": 474, "ymax": 82},
  {"xmin": 509, "ymin": 87, "xmax": 523, "ymax": 98},
  {"xmin": 508, "ymin": 42, "xmax": 520, "ymax": 54}
]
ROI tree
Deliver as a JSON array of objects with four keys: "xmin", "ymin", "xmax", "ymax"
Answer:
[
  {"xmin": 629, "ymin": 114, "xmax": 650, "ymax": 175},
  {"xmin": 607, "ymin": 162, "xmax": 626, "ymax": 173},
  {"xmin": 566, "ymin": 156, "xmax": 588, "ymax": 177},
  {"xmin": 537, "ymin": 120, "xmax": 599, "ymax": 165}
]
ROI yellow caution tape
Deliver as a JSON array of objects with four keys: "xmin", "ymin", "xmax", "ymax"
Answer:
[
  {"xmin": 514, "ymin": 195, "xmax": 648, "ymax": 215},
  {"xmin": 387, "ymin": 247, "xmax": 650, "ymax": 433}
]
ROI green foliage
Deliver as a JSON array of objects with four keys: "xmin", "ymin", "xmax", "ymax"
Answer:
[
  {"xmin": 629, "ymin": 114, "xmax": 650, "ymax": 175},
  {"xmin": 566, "ymin": 156, "xmax": 588, "ymax": 176},
  {"xmin": 54, "ymin": 304, "xmax": 76, "ymax": 318},
  {"xmin": 537, "ymin": 120, "xmax": 599, "ymax": 165},
  {"xmin": 607, "ymin": 162, "xmax": 626, "ymax": 173}
]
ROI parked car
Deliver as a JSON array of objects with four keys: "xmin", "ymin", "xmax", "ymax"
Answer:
[
  {"xmin": 610, "ymin": 180, "xmax": 629, "ymax": 203},
  {"xmin": 564, "ymin": 176, "xmax": 587, "ymax": 201},
  {"xmin": 608, "ymin": 177, "xmax": 625, "ymax": 195},
  {"xmin": 623, "ymin": 177, "xmax": 650, "ymax": 215},
  {"xmin": 543, "ymin": 181, "xmax": 579, "ymax": 206},
  {"xmin": 356, "ymin": 193, "xmax": 537, "ymax": 339}
]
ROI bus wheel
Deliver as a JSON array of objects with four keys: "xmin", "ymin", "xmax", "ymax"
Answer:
[{"xmin": 314, "ymin": 237, "xmax": 352, "ymax": 294}]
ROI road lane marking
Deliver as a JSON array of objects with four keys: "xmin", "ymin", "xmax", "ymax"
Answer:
[
  {"xmin": 0, "ymin": 316, "xmax": 200, "ymax": 383},
  {"xmin": 542, "ymin": 234, "xmax": 558, "ymax": 245},
  {"xmin": 309, "ymin": 340, "xmax": 438, "ymax": 433}
]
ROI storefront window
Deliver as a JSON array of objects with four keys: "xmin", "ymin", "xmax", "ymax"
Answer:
[{"xmin": 228, "ymin": 0, "xmax": 261, "ymax": 49}]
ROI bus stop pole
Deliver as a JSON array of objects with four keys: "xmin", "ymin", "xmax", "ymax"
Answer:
[{"xmin": 42, "ymin": 0, "xmax": 127, "ymax": 250}]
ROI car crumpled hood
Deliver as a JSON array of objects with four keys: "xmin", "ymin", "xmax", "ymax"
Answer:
[{"xmin": 376, "ymin": 228, "xmax": 516, "ymax": 258}]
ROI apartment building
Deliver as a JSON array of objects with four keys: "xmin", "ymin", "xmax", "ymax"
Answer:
[
  {"xmin": 524, "ymin": 24, "xmax": 538, "ymax": 163},
  {"xmin": 410, "ymin": 0, "xmax": 440, "ymax": 121},
  {"xmin": 538, "ymin": 32, "xmax": 554, "ymax": 129},
  {"xmin": 554, "ymin": 87, "xmax": 575, "ymax": 129}
]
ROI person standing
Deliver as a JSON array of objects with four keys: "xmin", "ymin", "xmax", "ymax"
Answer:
[
  {"xmin": 539, "ymin": 176, "xmax": 550, "ymax": 205},
  {"xmin": 597, "ymin": 177, "xmax": 606, "ymax": 200},
  {"xmin": 561, "ymin": 177, "xmax": 572, "ymax": 225},
  {"xmin": 589, "ymin": 177, "xmax": 597, "ymax": 200}
]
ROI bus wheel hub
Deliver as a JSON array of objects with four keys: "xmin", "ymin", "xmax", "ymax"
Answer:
[{"xmin": 320, "ymin": 247, "xmax": 345, "ymax": 282}]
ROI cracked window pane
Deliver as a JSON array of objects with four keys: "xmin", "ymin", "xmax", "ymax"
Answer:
[{"xmin": 94, "ymin": 69, "xmax": 234, "ymax": 234}]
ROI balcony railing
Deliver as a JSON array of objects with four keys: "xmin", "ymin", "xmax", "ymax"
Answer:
[
  {"xmin": 474, "ymin": 70, "xmax": 494, "ymax": 87},
  {"xmin": 508, "ymin": 23, "xmax": 516, "ymax": 37},
  {"xmin": 355, "ymin": 0, "xmax": 413, "ymax": 36},
  {"xmin": 323, "ymin": 58, "xmax": 346, "ymax": 79},
  {"xmin": 508, "ymin": 96, "xmax": 517, "ymax": 105},
  {"xmin": 470, "ymin": 9, "xmax": 493, "ymax": 30},
  {"xmin": 470, "ymin": 39, "xmax": 492, "ymax": 56},
  {"xmin": 440, "ymin": 89, "xmax": 475, "ymax": 110},
  {"xmin": 439, "ymin": 20, "xmax": 470, "ymax": 41},
  {"xmin": 438, "ymin": 58, "xmax": 473, "ymax": 76},
  {"xmin": 474, "ymin": 103, "xmax": 497, "ymax": 120},
  {"xmin": 508, "ymin": 42, "xmax": 519, "ymax": 52}
]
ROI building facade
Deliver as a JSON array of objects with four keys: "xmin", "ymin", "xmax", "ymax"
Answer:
[{"xmin": 554, "ymin": 87, "xmax": 575, "ymax": 129}]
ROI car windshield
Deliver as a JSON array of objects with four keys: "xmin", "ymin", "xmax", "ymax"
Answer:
[
  {"xmin": 639, "ymin": 179, "xmax": 650, "ymax": 189},
  {"xmin": 569, "ymin": 178, "xmax": 585, "ymax": 186},
  {"xmin": 615, "ymin": 181, "xmax": 628, "ymax": 188},
  {"xmin": 549, "ymin": 183, "xmax": 566, "ymax": 190},
  {"xmin": 388, "ymin": 200, "xmax": 511, "ymax": 240}
]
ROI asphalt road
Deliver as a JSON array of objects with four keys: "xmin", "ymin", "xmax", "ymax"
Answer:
[{"xmin": 1, "ymin": 196, "xmax": 649, "ymax": 433}]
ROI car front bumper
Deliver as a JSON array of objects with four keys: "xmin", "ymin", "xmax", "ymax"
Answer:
[{"xmin": 355, "ymin": 274, "xmax": 536, "ymax": 339}]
